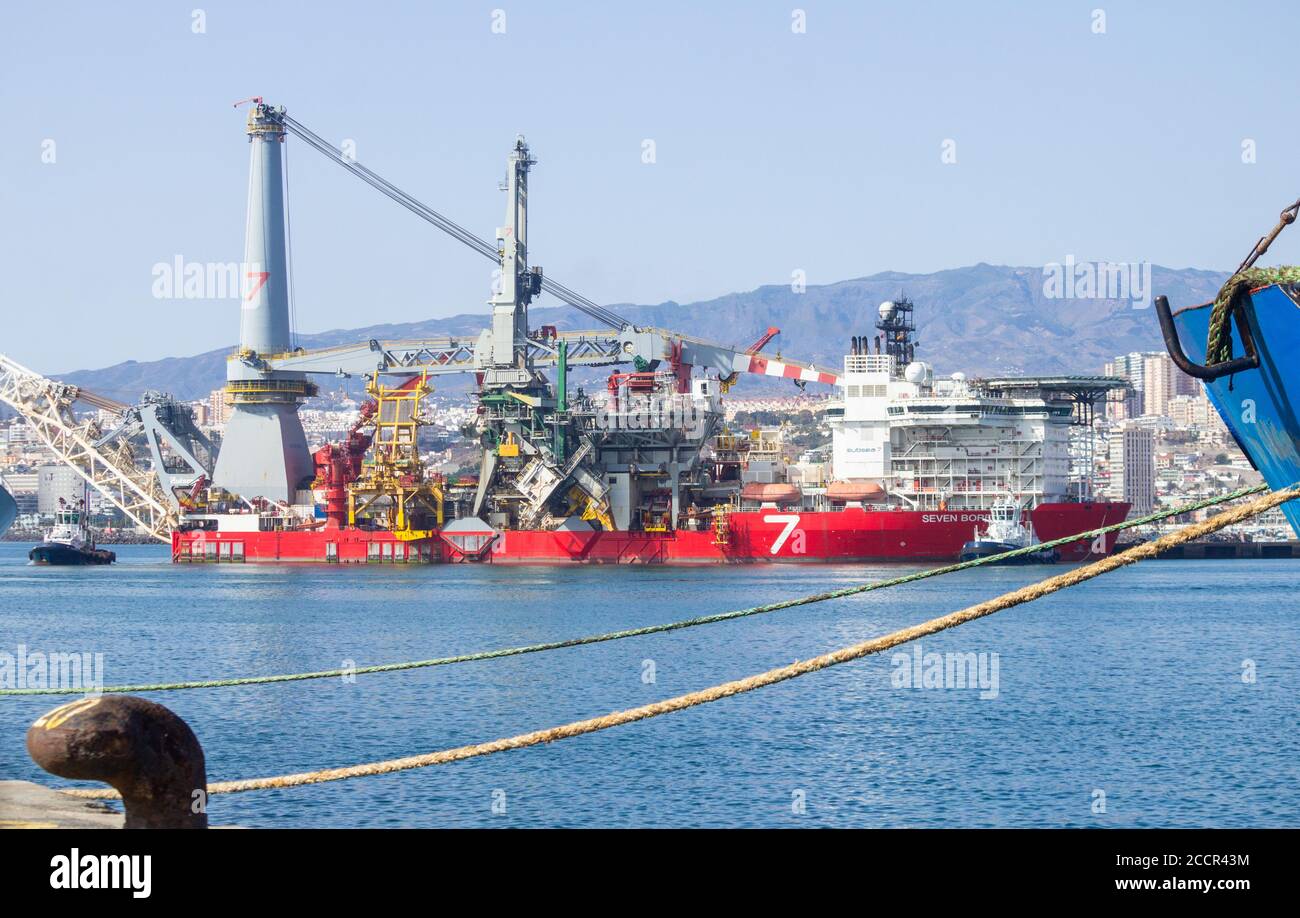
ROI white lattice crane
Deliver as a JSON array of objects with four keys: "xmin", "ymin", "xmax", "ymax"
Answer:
[{"xmin": 0, "ymin": 354, "xmax": 177, "ymax": 542}]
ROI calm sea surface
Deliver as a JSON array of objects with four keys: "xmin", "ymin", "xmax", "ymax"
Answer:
[{"xmin": 1, "ymin": 543, "xmax": 1296, "ymax": 827}]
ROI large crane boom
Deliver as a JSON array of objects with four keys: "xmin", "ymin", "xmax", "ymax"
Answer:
[
  {"xmin": 251, "ymin": 326, "xmax": 840, "ymax": 386},
  {"xmin": 0, "ymin": 354, "xmax": 176, "ymax": 542}
]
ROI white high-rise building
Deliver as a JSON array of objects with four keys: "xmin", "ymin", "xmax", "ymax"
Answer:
[
  {"xmin": 208, "ymin": 388, "xmax": 232, "ymax": 427},
  {"xmin": 1105, "ymin": 353, "xmax": 1146, "ymax": 420},
  {"xmin": 37, "ymin": 464, "xmax": 87, "ymax": 514},
  {"xmin": 1106, "ymin": 351, "xmax": 1198, "ymax": 419},
  {"xmin": 1107, "ymin": 426, "xmax": 1155, "ymax": 515},
  {"xmin": 1143, "ymin": 354, "xmax": 1176, "ymax": 418}
]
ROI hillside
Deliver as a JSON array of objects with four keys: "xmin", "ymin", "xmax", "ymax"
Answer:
[{"xmin": 55, "ymin": 264, "xmax": 1226, "ymax": 402}]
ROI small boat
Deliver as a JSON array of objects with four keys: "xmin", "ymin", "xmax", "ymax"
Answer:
[
  {"xmin": 1156, "ymin": 196, "xmax": 1300, "ymax": 537},
  {"xmin": 959, "ymin": 501, "xmax": 1059, "ymax": 564},
  {"xmin": 29, "ymin": 499, "xmax": 116, "ymax": 566}
]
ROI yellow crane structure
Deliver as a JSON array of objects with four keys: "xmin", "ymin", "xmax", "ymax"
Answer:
[{"xmin": 348, "ymin": 373, "xmax": 444, "ymax": 539}]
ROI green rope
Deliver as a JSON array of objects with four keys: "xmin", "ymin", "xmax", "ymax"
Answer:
[
  {"xmin": 1207, "ymin": 266, "xmax": 1300, "ymax": 365},
  {"xmin": 1, "ymin": 483, "xmax": 1269, "ymax": 697}
]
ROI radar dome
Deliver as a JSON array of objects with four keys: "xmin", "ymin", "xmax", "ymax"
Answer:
[
  {"xmin": 878, "ymin": 301, "xmax": 896, "ymax": 321},
  {"xmin": 950, "ymin": 371, "xmax": 967, "ymax": 382},
  {"xmin": 904, "ymin": 361, "xmax": 928, "ymax": 384}
]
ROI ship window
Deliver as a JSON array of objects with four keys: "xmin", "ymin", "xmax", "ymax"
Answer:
[
  {"xmin": 231, "ymin": 542, "xmax": 244, "ymax": 561},
  {"xmin": 325, "ymin": 542, "xmax": 338, "ymax": 561}
]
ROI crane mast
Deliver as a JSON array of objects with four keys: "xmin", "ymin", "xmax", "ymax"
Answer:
[
  {"xmin": 210, "ymin": 100, "xmax": 315, "ymax": 504},
  {"xmin": 486, "ymin": 136, "xmax": 540, "ymax": 380}
]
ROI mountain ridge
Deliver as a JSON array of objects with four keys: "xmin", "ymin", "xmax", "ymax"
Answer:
[{"xmin": 53, "ymin": 263, "xmax": 1228, "ymax": 402}]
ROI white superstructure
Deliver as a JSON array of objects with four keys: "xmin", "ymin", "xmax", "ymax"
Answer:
[
  {"xmin": 41, "ymin": 501, "xmax": 93, "ymax": 551},
  {"xmin": 827, "ymin": 344, "xmax": 1077, "ymax": 512}
]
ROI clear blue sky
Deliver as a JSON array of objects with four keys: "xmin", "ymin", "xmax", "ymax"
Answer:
[{"xmin": 3, "ymin": 0, "xmax": 1299, "ymax": 372}]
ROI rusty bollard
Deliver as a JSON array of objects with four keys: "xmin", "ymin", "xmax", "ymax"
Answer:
[{"xmin": 26, "ymin": 696, "xmax": 208, "ymax": 829}]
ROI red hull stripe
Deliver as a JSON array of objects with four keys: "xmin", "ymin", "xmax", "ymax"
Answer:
[{"xmin": 172, "ymin": 503, "xmax": 1130, "ymax": 565}]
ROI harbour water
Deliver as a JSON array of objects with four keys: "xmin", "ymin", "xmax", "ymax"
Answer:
[{"xmin": 1, "ymin": 543, "xmax": 1296, "ymax": 828}]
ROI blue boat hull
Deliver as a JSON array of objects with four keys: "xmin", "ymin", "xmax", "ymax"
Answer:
[
  {"xmin": 958, "ymin": 540, "xmax": 1059, "ymax": 565},
  {"xmin": 1171, "ymin": 283, "xmax": 1300, "ymax": 535}
]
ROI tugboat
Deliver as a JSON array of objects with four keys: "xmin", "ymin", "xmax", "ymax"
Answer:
[
  {"xmin": 29, "ymin": 498, "xmax": 116, "ymax": 566},
  {"xmin": 960, "ymin": 501, "xmax": 1060, "ymax": 565}
]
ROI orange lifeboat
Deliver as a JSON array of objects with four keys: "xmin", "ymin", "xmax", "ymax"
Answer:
[
  {"xmin": 740, "ymin": 482, "xmax": 802, "ymax": 504},
  {"xmin": 826, "ymin": 480, "xmax": 887, "ymax": 502}
]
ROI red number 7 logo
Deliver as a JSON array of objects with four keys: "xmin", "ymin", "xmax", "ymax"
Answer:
[{"xmin": 245, "ymin": 271, "xmax": 269, "ymax": 301}]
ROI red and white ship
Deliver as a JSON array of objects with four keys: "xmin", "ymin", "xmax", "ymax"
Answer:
[
  {"xmin": 167, "ymin": 111, "xmax": 1128, "ymax": 565},
  {"xmin": 173, "ymin": 298, "xmax": 1128, "ymax": 566},
  {"xmin": 0, "ymin": 108, "xmax": 1130, "ymax": 567}
]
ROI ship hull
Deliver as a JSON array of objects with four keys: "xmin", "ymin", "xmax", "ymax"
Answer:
[
  {"xmin": 1171, "ymin": 283, "xmax": 1300, "ymax": 536},
  {"xmin": 172, "ymin": 528, "xmax": 439, "ymax": 564},
  {"xmin": 958, "ymin": 540, "xmax": 1059, "ymax": 565},
  {"xmin": 171, "ymin": 502, "xmax": 1128, "ymax": 565},
  {"xmin": 29, "ymin": 543, "xmax": 116, "ymax": 566}
]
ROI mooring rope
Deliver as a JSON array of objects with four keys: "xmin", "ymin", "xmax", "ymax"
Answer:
[
  {"xmin": 61, "ymin": 483, "xmax": 1299, "ymax": 799},
  {"xmin": 1207, "ymin": 266, "xmax": 1300, "ymax": 365},
  {"xmin": 3, "ymin": 484, "xmax": 1271, "ymax": 698}
]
